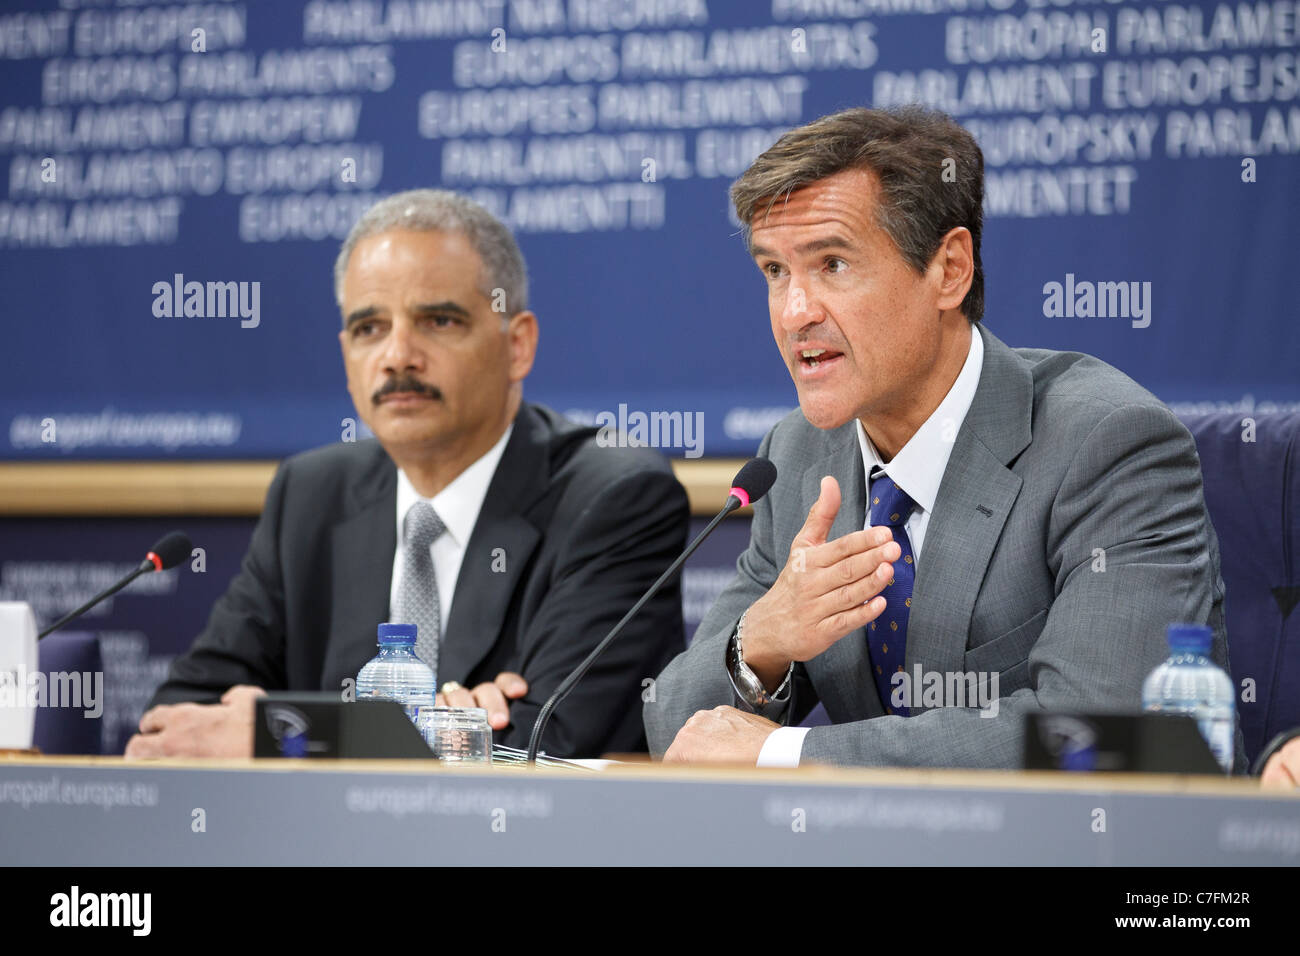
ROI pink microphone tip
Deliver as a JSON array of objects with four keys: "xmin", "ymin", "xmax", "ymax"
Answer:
[{"xmin": 729, "ymin": 486, "xmax": 751, "ymax": 508}]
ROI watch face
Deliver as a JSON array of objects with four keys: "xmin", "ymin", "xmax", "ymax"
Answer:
[
  {"xmin": 735, "ymin": 660, "xmax": 764, "ymax": 701},
  {"xmin": 730, "ymin": 630, "xmax": 768, "ymax": 705}
]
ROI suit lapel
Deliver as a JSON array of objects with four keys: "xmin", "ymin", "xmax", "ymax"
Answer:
[
  {"xmin": 799, "ymin": 431, "xmax": 886, "ymax": 722},
  {"xmin": 438, "ymin": 405, "xmax": 547, "ymax": 684},
  {"xmin": 329, "ymin": 445, "xmax": 397, "ymax": 683},
  {"xmin": 903, "ymin": 324, "xmax": 1033, "ymax": 707}
]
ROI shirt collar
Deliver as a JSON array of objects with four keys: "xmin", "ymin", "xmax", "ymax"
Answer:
[
  {"xmin": 395, "ymin": 424, "xmax": 514, "ymax": 548},
  {"xmin": 856, "ymin": 327, "xmax": 983, "ymax": 516}
]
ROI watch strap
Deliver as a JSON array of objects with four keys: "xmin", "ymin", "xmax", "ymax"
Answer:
[{"xmin": 728, "ymin": 613, "xmax": 793, "ymax": 709}]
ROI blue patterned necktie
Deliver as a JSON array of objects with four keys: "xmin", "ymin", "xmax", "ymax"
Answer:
[{"xmin": 867, "ymin": 473, "xmax": 917, "ymax": 716}]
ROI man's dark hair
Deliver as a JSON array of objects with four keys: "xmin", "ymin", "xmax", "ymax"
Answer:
[{"xmin": 730, "ymin": 105, "xmax": 985, "ymax": 323}]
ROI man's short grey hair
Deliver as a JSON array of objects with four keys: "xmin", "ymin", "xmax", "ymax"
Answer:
[{"xmin": 334, "ymin": 189, "xmax": 528, "ymax": 316}]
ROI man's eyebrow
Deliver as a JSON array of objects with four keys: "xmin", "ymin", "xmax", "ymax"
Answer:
[
  {"xmin": 343, "ymin": 301, "xmax": 473, "ymax": 330},
  {"xmin": 411, "ymin": 301, "xmax": 472, "ymax": 318},
  {"xmin": 344, "ymin": 306, "xmax": 378, "ymax": 331},
  {"xmin": 797, "ymin": 235, "xmax": 855, "ymax": 255},
  {"xmin": 750, "ymin": 235, "xmax": 856, "ymax": 260}
]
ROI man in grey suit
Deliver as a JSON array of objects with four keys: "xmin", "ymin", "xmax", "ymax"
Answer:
[{"xmin": 645, "ymin": 106, "xmax": 1242, "ymax": 771}]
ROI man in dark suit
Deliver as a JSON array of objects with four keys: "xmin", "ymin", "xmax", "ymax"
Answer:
[
  {"xmin": 645, "ymin": 107, "xmax": 1244, "ymax": 771},
  {"xmin": 127, "ymin": 189, "xmax": 689, "ymax": 759}
]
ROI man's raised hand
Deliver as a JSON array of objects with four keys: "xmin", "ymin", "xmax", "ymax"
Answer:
[{"xmin": 740, "ymin": 476, "xmax": 902, "ymax": 688}]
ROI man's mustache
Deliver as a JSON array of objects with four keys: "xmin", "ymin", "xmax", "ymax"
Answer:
[{"xmin": 372, "ymin": 376, "xmax": 443, "ymax": 405}]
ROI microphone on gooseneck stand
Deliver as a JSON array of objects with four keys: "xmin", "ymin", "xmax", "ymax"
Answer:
[
  {"xmin": 525, "ymin": 458, "xmax": 779, "ymax": 763},
  {"xmin": 37, "ymin": 531, "xmax": 193, "ymax": 640}
]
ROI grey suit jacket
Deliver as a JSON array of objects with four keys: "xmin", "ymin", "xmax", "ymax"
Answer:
[{"xmin": 645, "ymin": 323, "xmax": 1246, "ymax": 772}]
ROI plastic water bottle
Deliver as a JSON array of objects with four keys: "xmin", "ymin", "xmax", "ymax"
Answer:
[
  {"xmin": 355, "ymin": 623, "xmax": 436, "ymax": 723},
  {"xmin": 1142, "ymin": 623, "xmax": 1235, "ymax": 773}
]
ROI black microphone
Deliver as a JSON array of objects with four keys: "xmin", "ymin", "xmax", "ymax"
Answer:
[
  {"xmin": 37, "ymin": 531, "xmax": 192, "ymax": 640},
  {"xmin": 525, "ymin": 458, "xmax": 778, "ymax": 762}
]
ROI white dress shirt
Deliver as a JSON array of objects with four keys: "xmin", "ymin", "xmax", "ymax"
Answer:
[
  {"xmin": 389, "ymin": 425, "xmax": 513, "ymax": 639},
  {"xmin": 757, "ymin": 328, "xmax": 985, "ymax": 767}
]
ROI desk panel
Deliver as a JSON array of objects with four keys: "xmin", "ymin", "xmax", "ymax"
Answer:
[{"xmin": 1, "ymin": 758, "xmax": 1295, "ymax": 866}]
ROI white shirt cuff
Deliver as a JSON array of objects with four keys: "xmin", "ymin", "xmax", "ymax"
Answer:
[{"xmin": 756, "ymin": 726, "xmax": 812, "ymax": 768}]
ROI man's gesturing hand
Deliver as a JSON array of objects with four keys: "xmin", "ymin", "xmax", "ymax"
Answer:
[
  {"xmin": 741, "ymin": 475, "xmax": 901, "ymax": 688},
  {"xmin": 436, "ymin": 672, "xmax": 528, "ymax": 730}
]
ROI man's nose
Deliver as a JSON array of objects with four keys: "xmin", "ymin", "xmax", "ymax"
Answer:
[
  {"xmin": 380, "ymin": 317, "xmax": 423, "ymax": 372},
  {"xmin": 777, "ymin": 277, "xmax": 824, "ymax": 334}
]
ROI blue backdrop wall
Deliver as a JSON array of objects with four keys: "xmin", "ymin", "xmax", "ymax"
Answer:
[{"xmin": 2, "ymin": 0, "xmax": 1297, "ymax": 461}]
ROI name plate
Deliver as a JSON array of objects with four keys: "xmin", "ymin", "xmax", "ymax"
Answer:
[
  {"xmin": 1024, "ymin": 712, "xmax": 1223, "ymax": 774},
  {"xmin": 253, "ymin": 693, "xmax": 434, "ymax": 759}
]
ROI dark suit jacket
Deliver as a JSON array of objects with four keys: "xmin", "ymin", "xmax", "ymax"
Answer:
[{"xmin": 151, "ymin": 402, "xmax": 690, "ymax": 757}]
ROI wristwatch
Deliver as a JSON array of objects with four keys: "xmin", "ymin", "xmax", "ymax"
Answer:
[{"xmin": 727, "ymin": 610, "xmax": 792, "ymax": 708}]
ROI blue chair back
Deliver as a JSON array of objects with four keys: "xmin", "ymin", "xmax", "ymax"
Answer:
[
  {"xmin": 1181, "ymin": 412, "xmax": 1300, "ymax": 766},
  {"xmin": 33, "ymin": 630, "xmax": 104, "ymax": 755}
]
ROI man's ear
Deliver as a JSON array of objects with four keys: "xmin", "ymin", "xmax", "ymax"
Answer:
[
  {"xmin": 933, "ymin": 226, "xmax": 974, "ymax": 314},
  {"xmin": 507, "ymin": 310, "xmax": 538, "ymax": 383}
]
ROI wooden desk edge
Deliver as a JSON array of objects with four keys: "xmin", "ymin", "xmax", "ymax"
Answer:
[
  {"xmin": 0, "ymin": 459, "xmax": 750, "ymax": 518},
  {"xmin": 1, "ymin": 753, "xmax": 1286, "ymax": 799}
]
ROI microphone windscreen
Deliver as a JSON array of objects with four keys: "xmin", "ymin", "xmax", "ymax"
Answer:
[
  {"xmin": 730, "ymin": 457, "xmax": 778, "ymax": 505},
  {"xmin": 147, "ymin": 531, "xmax": 193, "ymax": 570}
]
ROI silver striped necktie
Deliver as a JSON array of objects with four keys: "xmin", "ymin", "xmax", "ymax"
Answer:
[{"xmin": 393, "ymin": 500, "xmax": 446, "ymax": 676}]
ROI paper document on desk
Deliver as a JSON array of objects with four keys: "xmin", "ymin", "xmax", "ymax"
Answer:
[{"xmin": 490, "ymin": 744, "xmax": 600, "ymax": 770}]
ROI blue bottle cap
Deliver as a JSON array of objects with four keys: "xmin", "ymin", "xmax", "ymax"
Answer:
[
  {"xmin": 377, "ymin": 622, "xmax": 417, "ymax": 644},
  {"xmin": 1166, "ymin": 622, "xmax": 1211, "ymax": 655}
]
